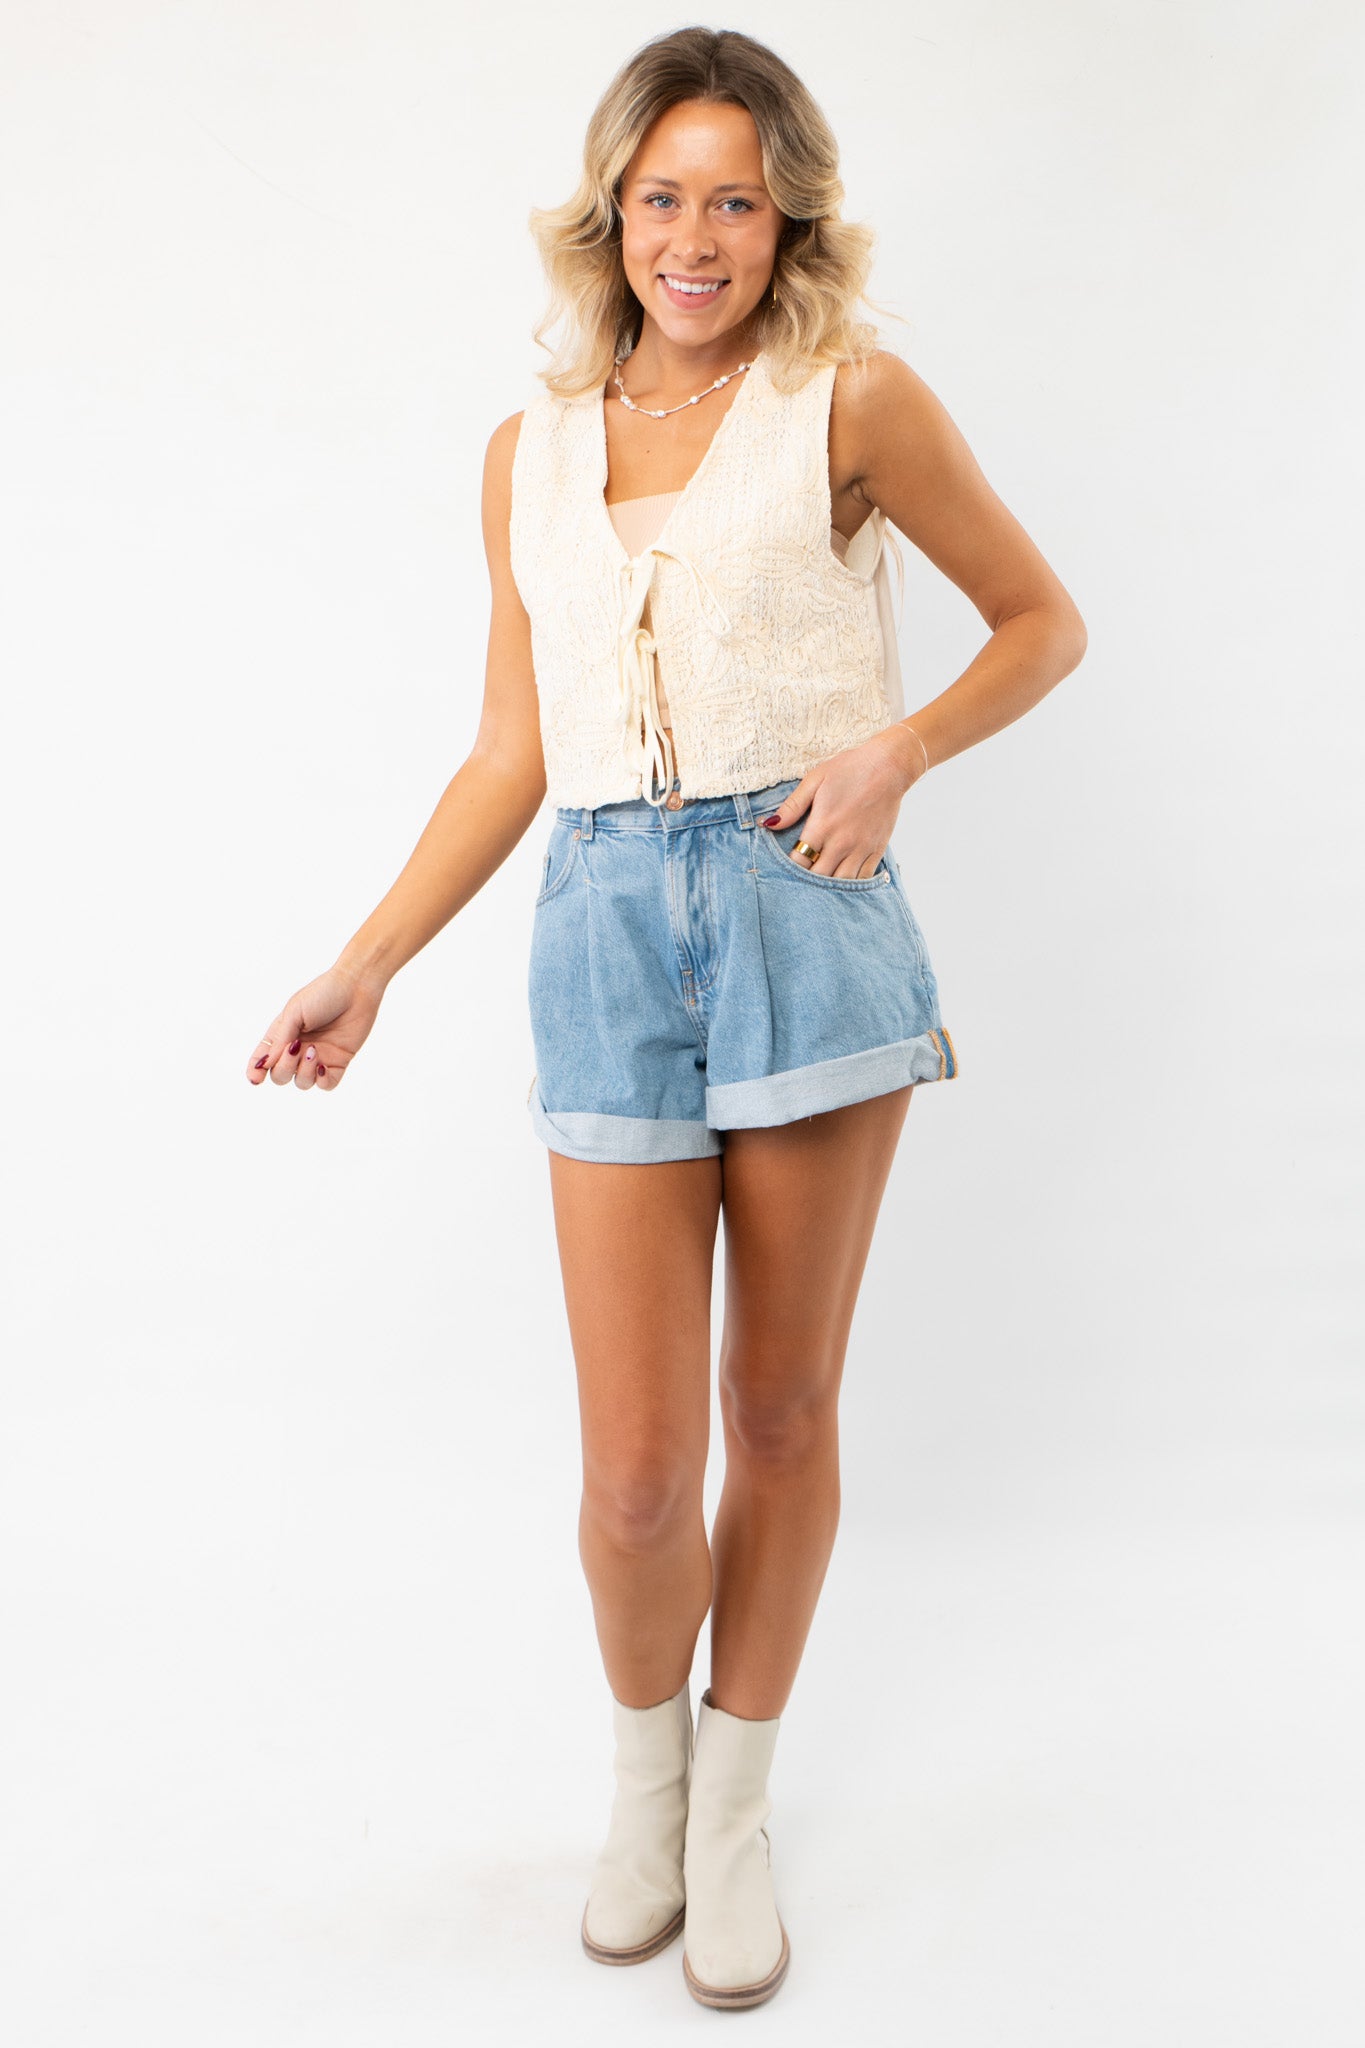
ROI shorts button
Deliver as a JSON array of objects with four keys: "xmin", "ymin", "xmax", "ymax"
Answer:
[
  {"xmin": 572, "ymin": 828, "xmax": 581, "ymax": 838},
  {"xmin": 665, "ymin": 791, "xmax": 684, "ymax": 810}
]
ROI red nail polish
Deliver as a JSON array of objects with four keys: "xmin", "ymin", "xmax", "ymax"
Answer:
[
  {"xmin": 316, "ymin": 1063, "xmax": 326, "ymax": 1076},
  {"xmin": 288, "ymin": 1038, "xmax": 300, "ymax": 1055},
  {"xmin": 254, "ymin": 1055, "xmax": 268, "ymax": 1069},
  {"xmin": 761, "ymin": 813, "xmax": 781, "ymax": 827}
]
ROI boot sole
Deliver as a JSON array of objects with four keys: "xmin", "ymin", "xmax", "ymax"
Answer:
[
  {"xmin": 581, "ymin": 1900, "xmax": 686, "ymax": 1966},
  {"xmin": 682, "ymin": 1919, "xmax": 791, "ymax": 2008}
]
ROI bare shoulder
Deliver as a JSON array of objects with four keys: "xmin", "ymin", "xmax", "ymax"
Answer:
[
  {"xmin": 831, "ymin": 349, "xmax": 943, "ymax": 484},
  {"xmin": 836, "ymin": 347, "xmax": 936, "ymax": 400},
  {"xmin": 481, "ymin": 410, "xmax": 525, "ymax": 529},
  {"xmin": 481, "ymin": 410, "xmax": 526, "ymax": 590},
  {"xmin": 483, "ymin": 409, "xmax": 525, "ymax": 499}
]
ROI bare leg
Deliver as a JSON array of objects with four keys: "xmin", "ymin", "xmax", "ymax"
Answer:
[
  {"xmin": 708, "ymin": 1086, "xmax": 915, "ymax": 1719},
  {"xmin": 547, "ymin": 1149, "xmax": 722, "ymax": 1708}
]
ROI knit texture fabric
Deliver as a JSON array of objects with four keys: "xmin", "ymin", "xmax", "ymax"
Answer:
[
  {"xmin": 509, "ymin": 350, "xmax": 903, "ymax": 809},
  {"xmin": 606, "ymin": 491, "xmax": 879, "ymax": 732}
]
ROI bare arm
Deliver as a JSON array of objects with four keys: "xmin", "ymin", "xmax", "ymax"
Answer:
[
  {"xmin": 335, "ymin": 410, "xmax": 547, "ymax": 990},
  {"xmin": 763, "ymin": 350, "xmax": 1089, "ymax": 877},
  {"xmin": 245, "ymin": 411, "xmax": 546, "ymax": 1088},
  {"xmin": 850, "ymin": 348, "xmax": 1088, "ymax": 782}
]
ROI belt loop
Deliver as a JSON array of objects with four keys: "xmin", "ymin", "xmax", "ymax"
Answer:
[
  {"xmin": 579, "ymin": 804, "xmax": 594, "ymax": 841},
  {"xmin": 732, "ymin": 788, "xmax": 755, "ymax": 830}
]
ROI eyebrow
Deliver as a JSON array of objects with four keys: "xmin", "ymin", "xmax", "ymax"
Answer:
[{"xmin": 629, "ymin": 176, "xmax": 767, "ymax": 194}]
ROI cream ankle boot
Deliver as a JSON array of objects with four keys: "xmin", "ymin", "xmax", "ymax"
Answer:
[
  {"xmin": 580, "ymin": 1677, "xmax": 693, "ymax": 1964},
  {"xmin": 681, "ymin": 1686, "xmax": 790, "ymax": 2008}
]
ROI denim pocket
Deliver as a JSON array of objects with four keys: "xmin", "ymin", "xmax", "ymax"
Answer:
[
  {"xmin": 534, "ymin": 821, "xmax": 580, "ymax": 907},
  {"xmin": 755, "ymin": 814, "xmax": 893, "ymax": 891}
]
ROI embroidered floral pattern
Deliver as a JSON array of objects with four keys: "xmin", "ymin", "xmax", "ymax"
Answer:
[{"xmin": 509, "ymin": 353, "xmax": 899, "ymax": 808}]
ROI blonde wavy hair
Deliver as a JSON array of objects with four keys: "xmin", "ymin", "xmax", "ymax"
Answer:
[{"xmin": 526, "ymin": 26, "xmax": 899, "ymax": 398}]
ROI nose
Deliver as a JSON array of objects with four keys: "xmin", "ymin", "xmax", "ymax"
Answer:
[{"xmin": 670, "ymin": 209, "xmax": 717, "ymax": 261}]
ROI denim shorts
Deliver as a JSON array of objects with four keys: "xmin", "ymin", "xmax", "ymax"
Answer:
[{"xmin": 526, "ymin": 773, "xmax": 959, "ymax": 1163}]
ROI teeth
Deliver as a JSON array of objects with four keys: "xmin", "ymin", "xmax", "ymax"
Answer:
[{"xmin": 664, "ymin": 277, "xmax": 725, "ymax": 295}]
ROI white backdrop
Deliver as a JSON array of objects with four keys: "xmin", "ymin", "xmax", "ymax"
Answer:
[{"xmin": 2, "ymin": 4, "xmax": 1361, "ymax": 2043}]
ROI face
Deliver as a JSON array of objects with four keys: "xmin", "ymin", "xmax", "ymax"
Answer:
[{"xmin": 617, "ymin": 99, "xmax": 784, "ymax": 354}]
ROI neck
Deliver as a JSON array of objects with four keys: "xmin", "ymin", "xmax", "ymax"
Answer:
[{"xmin": 619, "ymin": 325, "xmax": 759, "ymax": 404}]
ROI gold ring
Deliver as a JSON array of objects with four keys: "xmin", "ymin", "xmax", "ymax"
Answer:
[{"xmin": 792, "ymin": 838, "xmax": 821, "ymax": 862}]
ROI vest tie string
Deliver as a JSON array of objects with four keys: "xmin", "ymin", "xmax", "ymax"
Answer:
[{"xmin": 616, "ymin": 546, "xmax": 734, "ymax": 808}]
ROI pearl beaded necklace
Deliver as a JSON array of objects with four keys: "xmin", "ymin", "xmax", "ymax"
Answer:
[{"xmin": 612, "ymin": 353, "xmax": 754, "ymax": 420}]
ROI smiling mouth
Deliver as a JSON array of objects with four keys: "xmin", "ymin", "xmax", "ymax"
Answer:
[{"xmin": 660, "ymin": 275, "xmax": 730, "ymax": 296}]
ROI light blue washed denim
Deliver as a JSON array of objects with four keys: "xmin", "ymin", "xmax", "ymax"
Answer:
[{"xmin": 526, "ymin": 773, "xmax": 959, "ymax": 1163}]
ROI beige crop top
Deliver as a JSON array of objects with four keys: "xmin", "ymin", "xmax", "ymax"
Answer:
[{"xmin": 605, "ymin": 489, "xmax": 903, "ymax": 731}]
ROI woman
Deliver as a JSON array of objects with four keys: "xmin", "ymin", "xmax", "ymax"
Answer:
[{"xmin": 245, "ymin": 26, "xmax": 1085, "ymax": 2012}]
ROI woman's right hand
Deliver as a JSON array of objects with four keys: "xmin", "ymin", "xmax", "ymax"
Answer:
[{"xmin": 245, "ymin": 962, "xmax": 385, "ymax": 1091}]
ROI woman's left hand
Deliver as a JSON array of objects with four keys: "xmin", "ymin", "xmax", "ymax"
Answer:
[{"xmin": 759, "ymin": 726, "xmax": 927, "ymax": 878}]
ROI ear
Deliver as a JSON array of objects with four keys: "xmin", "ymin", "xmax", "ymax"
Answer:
[{"xmin": 759, "ymin": 772, "xmax": 818, "ymax": 827}]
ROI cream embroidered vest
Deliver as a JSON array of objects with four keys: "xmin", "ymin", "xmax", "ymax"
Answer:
[{"xmin": 509, "ymin": 349, "xmax": 906, "ymax": 809}]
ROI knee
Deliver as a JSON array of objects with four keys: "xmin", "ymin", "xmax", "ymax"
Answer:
[
  {"xmin": 720, "ymin": 1372, "xmax": 837, "ymax": 1468},
  {"xmin": 581, "ymin": 1455, "xmax": 700, "ymax": 1556}
]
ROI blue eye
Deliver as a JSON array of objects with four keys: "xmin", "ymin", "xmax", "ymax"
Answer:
[{"xmin": 642, "ymin": 194, "xmax": 755, "ymax": 214}]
